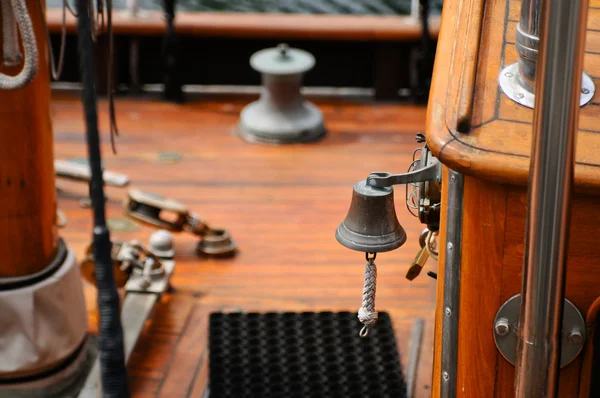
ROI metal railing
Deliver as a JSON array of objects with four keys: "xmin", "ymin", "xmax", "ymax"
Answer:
[{"xmin": 514, "ymin": 0, "xmax": 589, "ymax": 395}]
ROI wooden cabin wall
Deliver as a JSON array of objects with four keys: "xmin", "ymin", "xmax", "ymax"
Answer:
[
  {"xmin": 0, "ymin": 0, "xmax": 57, "ymax": 277},
  {"xmin": 433, "ymin": 172, "xmax": 600, "ymax": 396}
]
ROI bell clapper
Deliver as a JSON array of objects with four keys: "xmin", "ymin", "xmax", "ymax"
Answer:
[{"xmin": 359, "ymin": 252, "xmax": 379, "ymax": 338}]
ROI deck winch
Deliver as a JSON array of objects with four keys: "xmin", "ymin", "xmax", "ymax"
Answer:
[{"xmin": 238, "ymin": 43, "xmax": 326, "ymax": 144}]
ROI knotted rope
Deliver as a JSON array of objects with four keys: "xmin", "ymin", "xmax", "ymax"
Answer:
[
  {"xmin": 0, "ymin": 0, "xmax": 38, "ymax": 89},
  {"xmin": 358, "ymin": 252, "xmax": 378, "ymax": 337}
]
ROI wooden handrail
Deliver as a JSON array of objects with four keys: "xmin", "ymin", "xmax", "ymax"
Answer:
[{"xmin": 46, "ymin": 10, "xmax": 440, "ymax": 41}]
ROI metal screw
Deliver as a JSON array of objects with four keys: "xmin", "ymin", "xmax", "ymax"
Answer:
[
  {"xmin": 445, "ymin": 307, "xmax": 452, "ymax": 316},
  {"xmin": 516, "ymin": 93, "xmax": 524, "ymax": 99},
  {"xmin": 442, "ymin": 371, "xmax": 449, "ymax": 381},
  {"xmin": 568, "ymin": 328, "xmax": 583, "ymax": 345},
  {"xmin": 505, "ymin": 72, "xmax": 513, "ymax": 77},
  {"xmin": 278, "ymin": 43, "xmax": 290, "ymax": 58},
  {"xmin": 447, "ymin": 242, "xmax": 453, "ymax": 251},
  {"xmin": 495, "ymin": 318, "xmax": 510, "ymax": 337},
  {"xmin": 582, "ymin": 88, "xmax": 590, "ymax": 95}
]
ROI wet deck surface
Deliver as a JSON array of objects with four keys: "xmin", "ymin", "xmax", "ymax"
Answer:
[{"xmin": 52, "ymin": 92, "xmax": 436, "ymax": 397}]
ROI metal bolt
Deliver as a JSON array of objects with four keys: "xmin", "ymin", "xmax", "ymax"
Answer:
[
  {"xmin": 516, "ymin": 93, "xmax": 524, "ymax": 99},
  {"xmin": 278, "ymin": 43, "xmax": 290, "ymax": 58},
  {"xmin": 445, "ymin": 307, "xmax": 452, "ymax": 316},
  {"xmin": 582, "ymin": 87, "xmax": 590, "ymax": 95},
  {"xmin": 504, "ymin": 72, "xmax": 513, "ymax": 77},
  {"xmin": 447, "ymin": 242, "xmax": 453, "ymax": 251},
  {"xmin": 442, "ymin": 371, "xmax": 449, "ymax": 381},
  {"xmin": 568, "ymin": 328, "xmax": 583, "ymax": 345},
  {"xmin": 149, "ymin": 230, "xmax": 174, "ymax": 251},
  {"xmin": 495, "ymin": 318, "xmax": 510, "ymax": 337}
]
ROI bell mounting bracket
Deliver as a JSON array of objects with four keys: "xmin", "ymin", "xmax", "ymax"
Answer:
[
  {"xmin": 367, "ymin": 148, "xmax": 441, "ymax": 188},
  {"xmin": 366, "ymin": 144, "xmax": 442, "ymax": 231}
]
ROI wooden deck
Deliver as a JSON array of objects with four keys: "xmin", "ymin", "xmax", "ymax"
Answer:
[{"xmin": 52, "ymin": 92, "xmax": 435, "ymax": 397}]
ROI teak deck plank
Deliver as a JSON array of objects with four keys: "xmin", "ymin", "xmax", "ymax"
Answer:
[
  {"xmin": 427, "ymin": 0, "xmax": 600, "ymax": 193},
  {"xmin": 53, "ymin": 93, "xmax": 435, "ymax": 397}
]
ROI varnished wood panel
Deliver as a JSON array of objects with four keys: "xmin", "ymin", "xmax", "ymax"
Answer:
[
  {"xmin": 53, "ymin": 94, "xmax": 436, "ymax": 397},
  {"xmin": 431, "ymin": 175, "xmax": 600, "ymax": 397},
  {"xmin": 456, "ymin": 176, "xmax": 507, "ymax": 397},
  {"xmin": 46, "ymin": 10, "xmax": 440, "ymax": 41},
  {"xmin": 431, "ymin": 171, "xmax": 509, "ymax": 397},
  {"xmin": 495, "ymin": 189, "xmax": 600, "ymax": 397},
  {"xmin": 0, "ymin": 0, "xmax": 57, "ymax": 276},
  {"xmin": 426, "ymin": 0, "xmax": 600, "ymax": 193}
]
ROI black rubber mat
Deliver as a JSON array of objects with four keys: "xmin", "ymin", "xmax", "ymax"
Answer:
[{"xmin": 209, "ymin": 311, "xmax": 407, "ymax": 398}]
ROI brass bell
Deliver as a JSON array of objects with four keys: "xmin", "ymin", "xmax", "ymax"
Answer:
[{"xmin": 336, "ymin": 180, "xmax": 407, "ymax": 253}]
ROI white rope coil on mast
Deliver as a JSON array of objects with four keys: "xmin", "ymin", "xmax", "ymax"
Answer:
[
  {"xmin": 1, "ymin": 0, "xmax": 21, "ymax": 66},
  {"xmin": 0, "ymin": 0, "xmax": 38, "ymax": 90}
]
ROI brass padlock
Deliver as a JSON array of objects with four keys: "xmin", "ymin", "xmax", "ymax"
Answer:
[
  {"xmin": 406, "ymin": 246, "xmax": 430, "ymax": 281},
  {"xmin": 406, "ymin": 228, "xmax": 432, "ymax": 281}
]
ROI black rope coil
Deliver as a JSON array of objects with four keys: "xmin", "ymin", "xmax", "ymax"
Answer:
[{"xmin": 76, "ymin": 0, "xmax": 130, "ymax": 395}]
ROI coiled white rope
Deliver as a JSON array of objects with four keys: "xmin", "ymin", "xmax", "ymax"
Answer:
[
  {"xmin": 0, "ymin": 0, "xmax": 38, "ymax": 90},
  {"xmin": 358, "ymin": 253, "xmax": 378, "ymax": 337}
]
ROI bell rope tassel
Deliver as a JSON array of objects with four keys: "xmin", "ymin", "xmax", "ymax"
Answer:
[{"xmin": 358, "ymin": 253, "xmax": 378, "ymax": 337}]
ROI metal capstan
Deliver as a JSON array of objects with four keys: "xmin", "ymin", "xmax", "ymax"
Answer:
[{"xmin": 238, "ymin": 43, "xmax": 326, "ymax": 144}]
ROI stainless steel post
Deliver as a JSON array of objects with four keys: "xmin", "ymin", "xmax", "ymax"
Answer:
[
  {"xmin": 498, "ymin": 0, "xmax": 594, "ymax": 108},
  {"xmin": 516, "ymin": 0, "xmax": 541, "ymax": 91},
  {"xmin": 514, "ymin": 0, "xmax": 589, "ymax": 395}
]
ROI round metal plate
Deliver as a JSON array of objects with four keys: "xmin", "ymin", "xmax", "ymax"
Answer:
[
  {"xmin": 493, "ymin": 294, "xmax": 586, "ymax": 368},
  {"xmin": 250, "ymin": 44, "xmax": 315, "ymax": 75},
  {"xmin": 499, "ymin": 62, "xmax": 595, "ymax": 108}
]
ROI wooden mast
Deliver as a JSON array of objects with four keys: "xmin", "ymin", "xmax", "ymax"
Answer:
[{"xmin": 0, "ymin": 0, "xmax": 57, "ymax": 278}]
